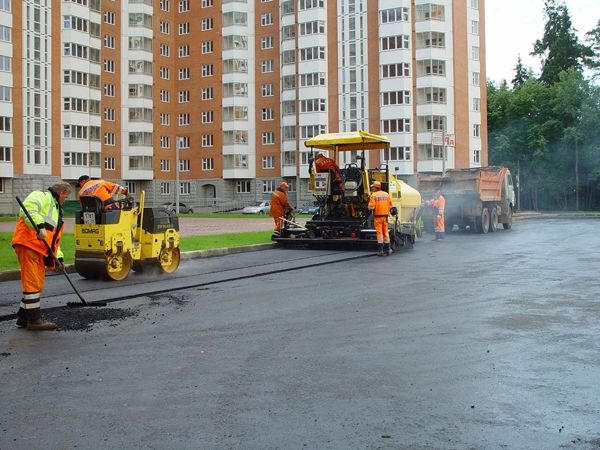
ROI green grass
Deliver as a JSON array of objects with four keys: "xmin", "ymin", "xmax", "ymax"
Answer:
[{"xmin": 0, "ymin": 231, "xmax": 273, "ymax": 272}]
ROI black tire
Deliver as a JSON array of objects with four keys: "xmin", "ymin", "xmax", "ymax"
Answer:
[
  {"xmin": 502, "ymin": 207, "xmax": 513, "ymax": 229},
  {"xmin": 477, "ymin": 208, "xmax": 489, "ymax": 234},
  {"xmin": 489, "ymin": 207, "xmax": 498, "ymax": 232},
  {"xmin": 259, "ymin": 210, "xmax": 265, "ymax": 215},
  {"xmin": 188, "ymin": 209, "xmax": 194, "ymax": 214}
]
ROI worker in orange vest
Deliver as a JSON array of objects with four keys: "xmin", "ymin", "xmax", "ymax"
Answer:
[
  {"xmin": 368, "ymin": 180, "xmax": 393, "ymax": 256},
  {"xmin": 12, "ymin": 182, "xmax": 72, "ymax": 330},
  {"xmin": 77, "ymin": 175, "xmax": 129, "ymax": 210},
  {"xmin": 427, "ymin": 189, "xmax": 446, "ymax": 241},
  {"xmin": 270, "ymin": 181, "xmax": 292, "ymax": 239}
]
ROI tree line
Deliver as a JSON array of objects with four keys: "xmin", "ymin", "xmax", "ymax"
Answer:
[{"xmin": 487, "ymin": 0, "xmax": 600, "ymax": 210}]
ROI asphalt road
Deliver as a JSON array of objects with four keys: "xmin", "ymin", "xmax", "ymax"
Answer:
[{"xmin": 1, "ymin": 218, "xmax": 599, "ymax": 449}]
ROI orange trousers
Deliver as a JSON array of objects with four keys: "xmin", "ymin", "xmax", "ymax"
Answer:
[
  {"xmin": 273, "ymin": 216, "xmax": 283, "ymax": 232},
  {"xmin": 14, "ymin": 245, "xmax": 46, "ymax": 295},
  {"xmin": 374, "ymin": 217, "xmax": 390, "ymax": 244},
  {"xmin": 435, "ymin": 214, "xmax": 445, "ymax": 233}
]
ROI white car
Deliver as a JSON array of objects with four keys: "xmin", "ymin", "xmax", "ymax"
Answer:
[{"xmin": 242, "ymin": 201, "xmax": 271, "ymax": 214}]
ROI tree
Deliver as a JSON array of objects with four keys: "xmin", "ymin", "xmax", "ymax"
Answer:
[
  {"xmin": 531, "ymin": 0, "xmax": 593, "ymax": 84},
  {"xmin": 511, "ymin": 55, "xmax": 532, "ymax": 89},
  {"xmin": 584, "ymin": 19, "xmax": 600, "ymax": 79}
]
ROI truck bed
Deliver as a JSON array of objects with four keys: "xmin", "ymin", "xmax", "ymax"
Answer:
[{"xmin": 419, "ymin": 167, "xmax": 508, "ymax": 202}]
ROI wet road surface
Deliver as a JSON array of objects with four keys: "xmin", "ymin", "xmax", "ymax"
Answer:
[{"xmin": 1, "ymin": 218, "xmax": 599, "ymax": 449}]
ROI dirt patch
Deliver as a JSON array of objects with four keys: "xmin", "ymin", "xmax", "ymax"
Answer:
[{"xmin": 43, "ymin": 307, "xmax": 137, "ymax": 332}]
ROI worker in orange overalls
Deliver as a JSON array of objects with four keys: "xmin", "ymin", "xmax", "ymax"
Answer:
[
  {"xmin": 269, "ymin": 181, "xmax": 292, "ymax": 239},
  {"xmin": 12, "ymin": 182, "xmax": 72, "ymax": 330},
  {"xmin": 77, "ymin": 175, "xmax": 129, "ymax": 210},
  {"xmin": 314, "ymin": 153, "xmax": 343, "ymax": 195},
  {"xmin": 368, "ymin": 180, "xmax": 393, "ymax": 256},
  {"xmin": 427, "ymin": 189, "xmax": 446, "ymax": 241}
]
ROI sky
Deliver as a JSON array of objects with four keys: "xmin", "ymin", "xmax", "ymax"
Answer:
[{"xmin": 485, "ymin": 0, "xmax": 599, "ymax": 83}]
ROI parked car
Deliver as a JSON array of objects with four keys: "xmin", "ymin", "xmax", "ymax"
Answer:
[
  {"xmin": 162, "ymin": 202, "xmax": 194, "ymax": 214},
  {"xmin": 298, "ymin": 205, "xmax": 319, "ymax": 215},
  {"xmin": 242, "ymin": 201, "xmax": 271, "ymax": 214}
]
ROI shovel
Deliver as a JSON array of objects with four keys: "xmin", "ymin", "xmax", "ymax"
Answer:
[{"xmin": 16, "ymin": 196, "xmax": 107, "ymax": 308}]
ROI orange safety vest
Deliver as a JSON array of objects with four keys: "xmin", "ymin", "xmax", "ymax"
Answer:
[
  {"xmin": 270, "ymin": 188, "xmax": 291, "ymax": 218},
  {"xmin": 79, "ymin": 179, "xmax": 127, "ymax": 210},
  {"xmin": 12, "ymin": 189, "xmax": 65, "ymax": 259},
  {"xmin": 314, "ymin": 156, "xmax": 340, "ymax": 173},
  {"xmin": 368, "ymin": 190, "xmax": 393, "ymax": 217}
]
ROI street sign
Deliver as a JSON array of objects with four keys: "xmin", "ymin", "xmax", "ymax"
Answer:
[
  {"xmin": 444, "ymin": 135, "xmax": 456, "ymax": 147},
  {"xmin": 432, "ymin": 132, "xmax": 443, "ymax": 146}
]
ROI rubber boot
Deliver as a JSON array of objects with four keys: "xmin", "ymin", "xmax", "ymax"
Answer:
[
  {"xmin": 26, "ymin": 308, "xmax": 57, "ymax": 331},
  {"xmin": 271, "ymin": 230, "xmax": 280, "ymax": 241},
  {"xmin": 433, "ymin": 232, "xmax": 440, "ymax": 241},
  {"xmin": 384, "ymin": 243, "xmax": 391, "ymax": 256},
  {"xmin": 377, "ymin": 244, "xmax": 384, "ymax": 256},
  {"xmin": 16, "ymin": 307, "xmax": 27, "ymax": 328}
]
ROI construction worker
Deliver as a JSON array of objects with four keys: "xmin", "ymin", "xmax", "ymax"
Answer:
[
  {"xmin": 270, "ymin": 181, "xmax": 292, "ymax": 239},
  {"xmin": 77, "ymin": 175, "xmax": 129, "ymax": 210},
  {"xmin": 427, "ymin": 189, "xmax": 446, "ymax": 241},
  {"xmin": 12, "ymin": 182, "xmax": 72, "ymax": 330},
  {"xmin": 368, "ymin": 180, "xmax": 393, "ymax": 256}
]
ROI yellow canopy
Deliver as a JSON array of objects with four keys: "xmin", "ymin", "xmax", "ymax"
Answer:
[{"xmin": 304, "ymin": 131, "xmax": 390, "ymax": 152}]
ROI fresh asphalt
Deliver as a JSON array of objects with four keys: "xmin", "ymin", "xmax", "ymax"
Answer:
[{"xmin": 0, "ymin": 217, "xmax": 599, "ymax": 449}]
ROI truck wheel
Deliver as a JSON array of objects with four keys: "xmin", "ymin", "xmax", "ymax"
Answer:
[
  {"xmin": 477, "ymin": 208, "xmax": 489, "ymax": 234},
  {"xmin": 489, "ymin": 208, "xmax": 498, "ymax": 232},
  {"xmin": 502, "ymin": 207, "xmax": 513, "ymax": 229}
]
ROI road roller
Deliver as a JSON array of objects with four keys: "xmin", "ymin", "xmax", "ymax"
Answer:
[{"xmin": 74, "ymin": 191, "xmax": 181, "ymax": 281}]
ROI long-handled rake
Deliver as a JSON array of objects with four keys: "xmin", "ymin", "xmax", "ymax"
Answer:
[{"xmin": 15, "ymin": 196, "xmax": 107, "ymax": 308}]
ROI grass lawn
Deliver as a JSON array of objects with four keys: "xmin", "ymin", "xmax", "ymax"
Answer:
[{"xmin": 0, "ymin": 231, "xmax": 273, "ymax": 272}]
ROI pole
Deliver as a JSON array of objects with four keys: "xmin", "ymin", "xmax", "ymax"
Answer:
[
  {"xmin": 175, "ymin": 138, "xmax": 180, "ymax": 214},
  {"xmin": 575, "ymin": 139, "xmax": 579, "ymax": 211},
  {"xmin": 442, "ymin": 128, "xmax": 446, "ymax": 176},
  {"xmin": 517, "ymin": 159, "xmax": 521, "ymax": 212}
]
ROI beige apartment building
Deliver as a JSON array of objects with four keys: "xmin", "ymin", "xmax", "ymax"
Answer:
[{"xmin": 0, "ymin": 0, "xmax": 487, "ymax": 213}]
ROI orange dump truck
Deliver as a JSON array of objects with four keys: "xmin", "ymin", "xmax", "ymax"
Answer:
[{"xmin": 418, "ymin": 166, "xmax": 515, "ymax": 234}]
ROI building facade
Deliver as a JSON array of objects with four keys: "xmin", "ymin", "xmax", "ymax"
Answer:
[{"xmin": 0, "ymin": 0, "xmax": 487, "ymax": 213}]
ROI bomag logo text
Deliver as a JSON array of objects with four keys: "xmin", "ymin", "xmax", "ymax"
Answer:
[{"xmin": 82, "ymin": 228, "xmax": 100, "ymax": 234}]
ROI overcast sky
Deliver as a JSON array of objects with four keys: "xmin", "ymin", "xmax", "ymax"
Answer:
[{"xmin": 485, "ymin": 0, "xmax": 599, "ymax": 83}]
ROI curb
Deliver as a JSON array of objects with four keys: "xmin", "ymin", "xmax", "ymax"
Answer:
[{"xmin": 0, "ymin": 243, "xmax": 276, "ymax": 282}]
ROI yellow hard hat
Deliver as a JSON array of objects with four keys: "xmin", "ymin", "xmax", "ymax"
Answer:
[{"xmin": 280, "ymin": 181, "xmax": 289, "ymax": 189}]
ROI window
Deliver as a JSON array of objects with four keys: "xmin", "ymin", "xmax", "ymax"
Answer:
[
  {"xmin": 104, "ymin": 133, "xmax": 115, "ymax": 145},
  {"xmin": 179, "ymin": 90, "xmax": 190, "ymax": 103},
  {"xmin": 259, "ymin": 84, "xmax": 273, "ymax": 98},
  {"xmin": 160, "ymin": 66, "xmax": 170, "ymax": 79},
  {"xmin": 179, "ymin": 68, "xmax": 190, "ymax": 80},
  {"xmin": 0, "ymin": 146, "xmax": 11, "ymax": 162},
  {"xmin": 160, "ymin": 43, "xmax": 170, "ymax": 57},
  {"xmin": 160, "ymin": 113, "xmax": 170, "ymax": 126},
  {"xmin": 381, "ymin": 91, "xmax": 410, "ymax": 106},
  {"xmin": 105, "ymin": 156, "xmax": 115, "ymax": 170},
  {"xmin": 178, "ymin": 136, "xmax": 190, "ymax": 149},
  {"xmin": 261, "ymin": 59, "xmax": 274, "ymax": 73},
  {"xmin": 473, "ymin": 124, "xmax": 481, "ymax": 138},
  {"xmin": 381, "ymin": 118, "xmax": 411, "ymax": 133},
  {"xmin": 201, "ymin": 18, "xmax": 213, "ymax": 31},
  {"xmin": 202, "ymin": 134, "xmax": 214, "ymax": 147},
  {"xmin": 383, "ymin": 146, "xmax": 411, "ymax": 161},
  {"xmin": 472, "ymin": 98, "xmax": 480, "ymax": 112},
  {"xmin": 201, "ymin": 111, "xmax": 213, "ymax": 124},
  {"xmin": 201, "ymin": 64, "xmax": 214, "ymax": 77},
  {"xmin": 472, "ymin": 72, "xmax": 480, "ymax": 86},
  {"xmin": 263, "ymin": 180, "xmax": 276, "ymax": 193},
  {"xmin": 471, "ymin": 20, "xmax": 479, "ymax": 35},
  {"xmin": 104, "ymin": 83, "xmax": 115, "ymax": 96},
  {"xmin": 178, "ymin": 0, "xmax": 189, "ymax": 13},
  {"xmin": 202, "ymin": 87, "xmax": 214, "ymax": 100},
  {"xmin": 381, "ymin": 7, "xmax": 409, "ymax": 23},
  {"xmin": 261, "ymin": 36, "xmax": 274, "ymax": 49},
  {"xmin": 179, "ymin": 113, "xmax": 190, "ymax": 126},
  {"xmin": 300, "ymin": 47, "xmax": 325, "ymax": 61},
  {"xmin": 382, "ymin": 63, "xmax": 410, "ymax": 78},
  {"xmin": 262, "ymin": 132, "xmax": 275, "ymax": 145},
  {"xmin": 202, "ymin": 0, "xmax": 213, "ymax": 6},
  {"xmin": 180, "ymin": 182, "xmax": 191, "ymax": 195},
  {"xmin": 179, "ymin": 22, "xmax": 190, "ymax": 35},
  {"xmin": 103, "ymin": 11, "xmax": 115, "ymax": 25},
  {"xmin": 160, "ymin": 182, "xmax": 171, "ymax": 195},
  {"xmin": 103, "ymin": 59, "xmax": 115, "ymax": 73},
  {"xmin": 262, "ymin": 155, "xmax": 274, "ymax": 169},
  {"xmin": 179, "ymin": 160, "xmax": 190, "ymax": 172},
  {"xmin": 103, "ymin": 35, "xmax": 115, "ymax": 49},
  {"xmin": 160, "ymin": 0, "xmax": 170, "ymax": 12},
  {"xmin": 202, "ymin": 158, "xmax": 214, "ymax": 171},
  {"xmin": 160, "ymin": 21, "xmax": 170, "ymax": 34},
  {"xmin": 473, "ymin": 150, "xmax": 481, "ymax": 164},
  {"xmin": 236, "ymin": 181, "xmax": 251, "ymax": 193},
  {"xmin": 261, "ymin": 108, "xmax": 274, "ymax": 121},
  {"xmin": 260, "ymin": 13, "xmax": 273, "ymax": 26},
  {"xmin": 179, "ymin": 45, "xmax": 190, "ymax": 57},
  {"xmin": 103, "ymin": 108, "xmax": 115, "ymax": 121},
  {"xmin": 160, "ymin": 159, "xmax": 171, "ymax": 172},
  {"xmin": 160, "ymin": 136, "xmax": 170, "ymax": 149},
  {"xmin": 160, "ymin": 90, "xmax": 170, "ymax": 102},
  {"xmin": 470, "ymin": 0, "xmax": 478, "ymax": 9},
  {"xmin": 472, "ymin": 46, "xmax": 480, "ymax": 61},
  {"xmin": 202, "ymin": 41, "xmax": 213, "ymax": 54},
  {"xmin": 381, "ymin": 35, "xmax": 410, "ymax": 51}
]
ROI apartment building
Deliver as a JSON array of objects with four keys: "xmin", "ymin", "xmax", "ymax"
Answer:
[{"xmin": 0, "ymin": 0, "xmax": 487, "ymax": 213}]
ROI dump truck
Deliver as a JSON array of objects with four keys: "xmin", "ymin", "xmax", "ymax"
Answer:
[
  {"xmin": 418, "ymin": 166, "xmax": 515, "ymax": 234},
  {"xmin": 274, "ymin": 131, "xmax": 422, "ymax": 250}
]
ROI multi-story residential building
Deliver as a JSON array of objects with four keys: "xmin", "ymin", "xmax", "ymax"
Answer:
[{"xmin": 0, "ymin": 0, "xmax": 487, "ymax": 213}]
